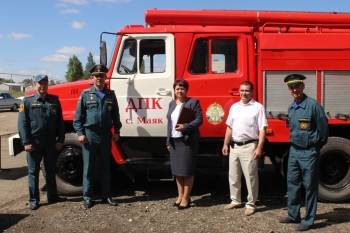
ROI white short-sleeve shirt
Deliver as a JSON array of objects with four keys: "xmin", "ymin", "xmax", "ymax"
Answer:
[{"xmin": 226, "ymin": 99, "xmax": 268, "ymax": 142}]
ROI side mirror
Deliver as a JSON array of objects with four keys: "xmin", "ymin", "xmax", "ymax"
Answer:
[{"xmin": 100, "ymin": 41, "xmax": 107, "ymax": 66}]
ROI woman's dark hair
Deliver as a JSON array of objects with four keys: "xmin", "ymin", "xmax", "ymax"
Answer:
[{"xmin": 173, "ymin": 79, "xmax": 189, "ymax": 90}]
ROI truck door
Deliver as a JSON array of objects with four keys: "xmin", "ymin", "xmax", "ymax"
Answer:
[
  {"xmin": 110, "ymin": 34, "xmax": 174, "ymax": 137},
  {"xmin": 182, "ymin": 34, "xmax": 250, "ymax": 137}
]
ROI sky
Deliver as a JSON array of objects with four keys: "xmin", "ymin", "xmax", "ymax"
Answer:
[{"xmin": 1, "ymin": 0, "xmax": 350, "ymax": 83}]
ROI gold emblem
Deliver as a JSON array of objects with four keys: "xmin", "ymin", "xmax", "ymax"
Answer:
[
  {"xmin": 19, "ymin": 104, "xmax": 24, "ymax": 112},
  {"xmin": 51, "ymin": 107, "xmax": 57, "ymax": 115},
  {"xmin": 206, "ymin": 102, "xmax": 224, "ymax": 125},
  {"xmin": 300, "ymin": 122, "xmax": 308, "ymax": 130},
  {"xmin": 107, "ymin": 105, "xmax": 112, "ymax": 111}
]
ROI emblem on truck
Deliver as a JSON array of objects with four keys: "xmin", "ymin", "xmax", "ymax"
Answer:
[{"xmin": 206, "ymin": 102, "xmax": 224, "ymax": 125}]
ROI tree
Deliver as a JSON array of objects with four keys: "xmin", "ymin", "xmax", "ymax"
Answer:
[
  {"xmin": 49, "ymin": 80, "xmax": 56, "ymax": 85},
  {"xmin": 22, "ymin": 79, "xmax": 32, "ymax": 86},
  {"xmin": 65, "ymin": 55, "xmax": 84, "ymax": 82},
  {"xmin": 83, "ymin": 52, "xmax": 96, "ymax": 79}
]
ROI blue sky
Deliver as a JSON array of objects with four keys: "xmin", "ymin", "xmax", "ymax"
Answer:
[{"xmin": 1, "ymin": 0, "xmax": 350, "ymax": 83}]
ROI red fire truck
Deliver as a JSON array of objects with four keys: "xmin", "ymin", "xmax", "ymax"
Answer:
[{"xmin": 10, "ymin": 9, "xmax": 350, "ymax": 202}]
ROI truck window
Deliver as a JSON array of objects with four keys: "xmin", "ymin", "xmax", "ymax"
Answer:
[
  {"xmin": 212, "ymin": 39, "xmax": 237, "ymax": 73},
  {"xmin": 190, "ymin": 39, "xmax": 208, "ymax": 74},
  {"xmin": 140, "ymin": 39, "xmax": 166, "ymax": 74},
  {"xmin": 117, "ymin": 39, "xmax": 166, "ymax": 75},
  {"xmin": 190, "ymin": 38, "xmax": 237, "ymax": 74},
  {"xmin": 3, "ymin": 93, "xmax": 11, "ymax": 99},
  {"xmin": 118, "ymin": 39, "xmax": 137, "ymax": 74}
]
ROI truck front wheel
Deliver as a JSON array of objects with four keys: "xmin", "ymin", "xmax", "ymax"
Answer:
[
  {"xmin": 55, "ymin": 133, "xmax": 84, "ymax": 195},
  {"xmin": 319, "ymin": 137, "xmax": 350, "ymax": 202}
]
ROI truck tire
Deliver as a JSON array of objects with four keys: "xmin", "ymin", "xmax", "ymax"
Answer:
[
  {"xmin": 55, "ymin": 133, "xmax": 84, "ymax": 195},
  {"xmin": 318, "ymin": 137, "xmax": 350, "ymax": 202},
  {"xmin": 11, "ymin": 104, "xmax": 18, "ymax": 111}
]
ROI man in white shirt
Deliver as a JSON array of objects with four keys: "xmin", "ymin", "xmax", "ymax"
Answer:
[{"xmin": 222, "ymin": 81, "xmax": 268, "ymax": 216}]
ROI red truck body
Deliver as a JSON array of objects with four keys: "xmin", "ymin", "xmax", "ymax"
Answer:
[{"xmin": 23, "ymin": 9, "xmax": 350, "ymax": 202}]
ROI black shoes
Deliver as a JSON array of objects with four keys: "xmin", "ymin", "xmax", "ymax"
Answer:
[
  {"xmin": 279, "ymin": 217, "xmax": 301, "ymax": 223},
  {"xmin": 102, "ymin": 198, "xmax": 118, "ymax": 206},
  {"xmin": 296, "ymin": 224, "xmax": 310, "ymax": 231},
  {"xmin": 48, "ymin": 196, "xmax": 67, "ymax": 204},
  {"xmin": 173, "ymin": 202, "xmax": 180, "ymax": 207},
  {"xmin": 83, "ymin": 200, "xmax": 93, "ymax": 209},
  {"xmin": 178, "ymin": 201, "xmax": 191, "ymax": 210},
  {"xmin": 29, "ymin": 203, "xmax": 39, "ymax": 210}
]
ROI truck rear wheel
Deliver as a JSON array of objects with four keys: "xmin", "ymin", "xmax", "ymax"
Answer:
[{"xmin": 319, "ymin": 137, "xmax": 350, "ymax": 202}]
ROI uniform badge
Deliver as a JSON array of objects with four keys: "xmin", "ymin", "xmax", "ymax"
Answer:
[
  {"xmin": 299, "ymin": 122, "xmax": 308, "ymax": 130},
  {"xmin": 51, "ymin": 107, "xmax": 57, "ymax": 115},
  {"xmin": 107, "ymin": 105, "xmax": 112, "ymax": 111},
  {"xmin": 90, "ymin": 93, "xmax": 93, "ymax": 100},
  {"xmin": 19, "ymin": 104, "xmax": 24, "ymax": 112},
  {"xmin": 206, "ymin": 102, "xmax": 224, "ymax": 125}
]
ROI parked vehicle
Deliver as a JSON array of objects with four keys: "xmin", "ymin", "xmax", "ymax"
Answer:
[
  {"xmin": 0, "ymin": 92, "xmax": 21, "ymax": 111},
  {"xmin": 9, "ymin": 9, "xmax": 350, "ymax": 202}
]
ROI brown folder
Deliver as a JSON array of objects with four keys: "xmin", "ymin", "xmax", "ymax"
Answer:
[{"xmin": 177, "ymin": 106, "xmax": 197, "ymax": 124}]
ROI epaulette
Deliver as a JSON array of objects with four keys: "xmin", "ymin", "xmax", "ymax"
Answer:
[
  {"xmin": 24, "ymin": 94, "xmax": 35, "ymax": 98},
  {"xmin": 83, "ymin": 88, "xmax": 91, "ymax": 93}
]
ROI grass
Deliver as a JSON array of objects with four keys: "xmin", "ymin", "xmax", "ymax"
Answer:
[{"xmin": 9, "ymin": 90, "xmax": 25, "ymax": 98}]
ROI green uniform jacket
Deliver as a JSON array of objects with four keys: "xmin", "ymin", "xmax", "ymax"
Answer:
[
  {"xmin": 73, "ymin": 86, "xmax": 122, "ymax": 136},
  {"xmin": 288, "ymin": 94, "xmax": 329, "ymax": 149},
  {"xmin": 17, "ymin": 92, "xmax": 65, "ymax": 147}
]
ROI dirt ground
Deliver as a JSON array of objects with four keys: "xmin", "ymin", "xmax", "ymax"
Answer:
[{"xmin": 1, "ymin": 109, "xmax": 350, "ymax": 233}]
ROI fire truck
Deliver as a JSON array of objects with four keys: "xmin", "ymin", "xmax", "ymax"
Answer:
[{"xmin": 9, "ymin": 9, "xmax": 350, "ymax": 202}]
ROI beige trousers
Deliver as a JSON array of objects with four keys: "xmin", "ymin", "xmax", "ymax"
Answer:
[{"xmin": 228, "ymin": 141, "xmax": 258, "ymax": 209}]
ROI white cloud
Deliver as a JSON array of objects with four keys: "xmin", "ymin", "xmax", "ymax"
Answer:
[
  {"xmin": 0, "ymin": 34, "xmax": 2, "ymax": 39},
  {"xmin": 61, "ymin": 8, "xmax": 80, "ymax": 14},
  {"xmin": 95, "ymin": 0, "xmax": 131, "ymax": 2},
  {"xmin": 40, "ymin": 54, "xmax": 70, "ymax": 62},
  {"xmin": 93, "ymin": 55, "xmax": 100, "ymax": 61},
  {"xmin": 72, "ymin": 21, "xmax": 85, "ymax": 29},
  {"xmin": 59, "ymin": 0, "xmax": 88, "ymax": 5},
  {"xmin": 8, "ymin": 32, "xmax": 32, "ymax": 40},
  {"xmin": 56, "ymin": 46, "xmax": 87, "ymax": 54}
]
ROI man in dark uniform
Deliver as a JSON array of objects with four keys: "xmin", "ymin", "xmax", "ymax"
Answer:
[
  {"xmin": 18, "ymin": 74, "xmax": 66, "ymax": 210},
  {"xmin": 73, "ymin": 64, "xmax": 122, "ymax": 209},
  {"xmin": 279, "ymin": 74, "xmax": 329, "ymax": 231}
]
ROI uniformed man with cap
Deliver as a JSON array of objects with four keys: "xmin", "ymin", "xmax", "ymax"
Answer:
[
  {"xmin": 18, "ymin": 74, "xmax": 66, "ymax": 210},
  {"xmin": 73, "ymin": 64, "xmax": 122, "ymax": 209},
  {"xmin": 279, "ymin": 74, "xmax": 329, "ymax": 231}
]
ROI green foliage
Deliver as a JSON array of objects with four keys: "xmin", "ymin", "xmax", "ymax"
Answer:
[
  {"xmin": 49, "ymin": 80, "xmax": 56, "ymax": 85},
  {"xmin": 83, "ymin": 52, "xmax": 96, "ymax": 79},
  {"xmin": 22, "ymin": 79, "xmax": 32, "ymax": 86},
  {"xmin": 65, "ymin": 55, "xmax": 84, "ymax": 82}
]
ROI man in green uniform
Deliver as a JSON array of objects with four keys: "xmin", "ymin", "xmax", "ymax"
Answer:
[
  {"xmin": 73, "ymin": 64, "xmax": 122, "ymax": 209},
  {"xmin": 18, "ymin": 74, "xmax": 66, "ymax": 210},
  {"xmin": 279, "ymin": 74, "xmax": 329, "ymax": 231}
]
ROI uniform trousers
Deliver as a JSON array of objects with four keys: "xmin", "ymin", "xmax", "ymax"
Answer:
[
  {"xmin": 27, "ymin": 140, "xmax": 58, "ymax": 204},
  {"xmin": 287, "ymin": 146, "xmax": 320, "ymax": 226},
  {"xmin": 82, "ymin": 130, "xmax": 112, "ymax": 200},
  {"xmin": 229, "ymin": 141, "xmax": 258, "ymax": 209}
]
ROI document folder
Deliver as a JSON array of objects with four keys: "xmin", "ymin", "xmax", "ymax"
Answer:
[{"xmin": 177, "ymin": 107, "xmax": 197, "ymax": 124}]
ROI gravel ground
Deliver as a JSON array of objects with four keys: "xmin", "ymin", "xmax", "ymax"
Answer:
[{"xmin": 1, "ymin": 109, "xmax": 350, "ymax": 233}]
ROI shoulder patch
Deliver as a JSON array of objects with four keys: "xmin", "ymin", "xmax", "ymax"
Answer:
[{"xmin": 19, "ymin": 104, "xmax": 24, "ymax": 112}]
